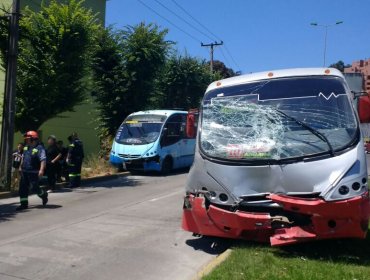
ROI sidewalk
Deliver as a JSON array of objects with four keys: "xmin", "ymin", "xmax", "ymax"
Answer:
[{"xmin": 0, "ymin": 172, "xmax": 129, "ymax": 200}]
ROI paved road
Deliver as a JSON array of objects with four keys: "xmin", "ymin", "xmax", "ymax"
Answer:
[{"xmin": 0, "ymin": 172, "xmax": 227, "ymax": 280}]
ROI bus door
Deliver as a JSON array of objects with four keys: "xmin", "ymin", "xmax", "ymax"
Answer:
[{"xmin": 160, "ymin": 114, "xmax": 187, "ymax": 168}]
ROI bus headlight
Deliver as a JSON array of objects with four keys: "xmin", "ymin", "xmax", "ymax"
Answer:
[{"xmin": 324, "ymin": 160, "xmax": 368, "ymax": 201}]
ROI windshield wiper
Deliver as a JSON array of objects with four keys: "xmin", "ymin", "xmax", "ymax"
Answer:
[{"xmin": 274, "ymin": 109, "xmax": 335, "ymax": 156}]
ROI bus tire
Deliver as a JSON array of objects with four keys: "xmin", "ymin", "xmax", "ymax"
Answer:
[
  {"xmin": 117, "ymin": 165, "xmax": 125, "ymax": 172},
  {"xmin": 161, "ymin": 157, "xmax": 173, "ymax": 175}
]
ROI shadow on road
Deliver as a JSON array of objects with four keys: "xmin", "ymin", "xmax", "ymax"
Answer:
[
  {"xmin": 129, "ymin": 167, "xmax": 190, "ymax": 177},
  {"xmin": 52, "ymin": 188, "xmax": 73, "ymax": 193},
  {"xmin": 185, "ymin": 236, "xmax": 232, "ymax": 255},
  {"xmin": 33, "ymin": 204, "xmax": 63, "ymax": 209},
  {"xmin": 0, "ymin": 202, "xmax": 18, "ymax": 223},
  {"xmin": 82, "ymin": 176, "xmax": 142, "ymax": 189},
  {"xmin": 0, "ymin": 202, "xmax": 63, "ymax": 223}
]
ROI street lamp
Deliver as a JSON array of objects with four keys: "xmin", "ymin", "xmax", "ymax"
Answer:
[{"xmin": 310, "ymin": 21, "xmax": 343, "ymax": 67}]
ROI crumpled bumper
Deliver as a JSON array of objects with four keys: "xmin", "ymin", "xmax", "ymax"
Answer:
[{"xmin": 182, "ymin": 192, "xmax": 370, "ymax": 246}]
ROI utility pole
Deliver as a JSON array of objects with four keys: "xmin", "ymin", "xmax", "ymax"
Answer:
[
  {"xmin": 201, "ymin": 41, "xmax": 223, "ymax": 73},
  {"xmin": 0, "ymin": 0, "xmax": 20, "ymax": 190}
]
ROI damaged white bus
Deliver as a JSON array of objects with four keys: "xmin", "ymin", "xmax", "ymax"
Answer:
[{"xmin": 182, "ymin": 68, "xmax": 370, "ymax": 246}]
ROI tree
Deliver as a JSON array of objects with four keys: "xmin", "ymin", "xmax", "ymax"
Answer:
[
  {"xmin": 91, "ymin": 27, "xmax": 127, "ymax": 138},
  {"xmin": 92, "ymin": 23, "xmax": 172, "ymax": 137},
  {"xmin": 212, "ymin": 60, "xmax": 235, "ymax": 78},
  {"xmin": 329, "ymin": 60, "xmax": 351, "ymax": 73},
  {"xmin": 154, "ymin": 55, "xmax": 214, "ymax": 109},
  {"xmin": 0, "ymin": 0, "xmax": 100, "ymax": 132}
]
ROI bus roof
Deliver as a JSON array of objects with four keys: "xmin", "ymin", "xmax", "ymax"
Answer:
[
  {"xmin": 129, "ymin": 110, "xmax": 188, "ymax": 117},
  {"xmin": 207, "ymin": 68, "xmax": 345, "ymax": 92}
]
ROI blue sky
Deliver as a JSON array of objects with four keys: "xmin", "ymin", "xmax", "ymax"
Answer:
[{"xmin": 106, "ymin": 0, "xmax": 370, "ymax": 73}]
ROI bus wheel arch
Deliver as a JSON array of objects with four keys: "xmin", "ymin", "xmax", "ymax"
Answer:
[{"xmin": 161, "ymin": 156, "xmax": 173, "ymax": 175}]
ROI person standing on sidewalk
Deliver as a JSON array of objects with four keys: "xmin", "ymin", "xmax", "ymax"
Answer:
[
  {"xmin": 56, "ymin": 140, "xmax": 69, "ymax": 182},
  {"xmin": 67, "ymin": 132, "xmax": 84, "ymax": 188},
  {"xmin": 11, "ymin": 143, "xmax": 24, "ymax": 191},
  {"xmin": 46, "ymin": 135, "xmax": 62, "ymax": 192},
  {"xmin": 17, "ymin": 131, "xmax": 48, "ymax": 211}
]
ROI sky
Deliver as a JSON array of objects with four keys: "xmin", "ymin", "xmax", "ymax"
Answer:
[{"xmin": 106, "ymin": 0, "xmax": 370, "ymax": 74}]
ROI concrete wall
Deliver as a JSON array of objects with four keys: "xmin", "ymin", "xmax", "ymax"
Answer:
[
  {"xmin": 13, "ymin": 102, "xmax": 100, "ymax": 156},
  {"xmin": 0, "ymin": 0, "xmax": 106, "ymax": 155},
  {"xmin": 20, "ymin": 0, "xmax": 106, "ymax": 24}
]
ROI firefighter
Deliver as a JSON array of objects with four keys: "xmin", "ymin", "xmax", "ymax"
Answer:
[
  {"xmin": 17, "ymin": 131, "xmax": 48, "ymax": 211},
  {"xmin": 67, "ymin": 132, "xmax": 84, "ymax": 188}
]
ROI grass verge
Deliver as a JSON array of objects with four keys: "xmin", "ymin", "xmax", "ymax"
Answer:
[
  {"xmin": 81, "ymin": 155, "xmax": 117, "ymax": 178},
  {"xmin": 203, "ymin": 226, "xmax": 370, "ymax": 280}
]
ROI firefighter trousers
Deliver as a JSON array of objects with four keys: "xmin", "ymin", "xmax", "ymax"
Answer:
[
  {"xmin": 68, "ymin": 161, "xmax": 82, "ymax": 188},
  {"xmin": 19, "ymin": 172, "xmax": 47, "ymax": 206}
]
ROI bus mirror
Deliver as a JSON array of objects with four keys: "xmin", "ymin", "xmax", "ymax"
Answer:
[
  {"xmin": 186, "ymin": 109, "xmax": 199, "ymax": 138},
  {"xmin": 358, "ymin": 96, "xmax": 370, "ymax": 123}
]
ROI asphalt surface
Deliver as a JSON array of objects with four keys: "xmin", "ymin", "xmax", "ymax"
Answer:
[{"xmin": 0, "ymin": 172, "xmax": 228, "ymax": 280}]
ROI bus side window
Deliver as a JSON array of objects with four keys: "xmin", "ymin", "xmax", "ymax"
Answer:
[{"xmin": 161, "ymin": 115, "xmax": 183, "ymax": 147}]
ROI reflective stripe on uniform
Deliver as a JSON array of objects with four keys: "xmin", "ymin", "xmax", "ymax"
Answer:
[
  {"xmin": 69, "ymin": 173, "xmax": 81, "ymax": 177},
  {"xmin": 20, "ymin": 197, "xmax": 28, "ymax": 202}
]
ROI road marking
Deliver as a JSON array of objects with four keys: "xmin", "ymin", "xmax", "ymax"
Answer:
[
  {"xmin": 0, "ymin": 188, "xmax": 184, "ymax": 247},
  {"xmin": 149, "ymin": 190, "xmax": 183, "ymax": 202}
]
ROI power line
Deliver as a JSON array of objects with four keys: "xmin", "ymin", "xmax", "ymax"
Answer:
[
  {"xmin": 170, "ymin": 0, "xmax": 220, "ymax": 41},
  {"xmin": 136, "ymin": 0, "xmax": 200, "ymax": 43},
  {"xmin": 223, "ymin": 43, "xmax": 241, "ymax": 71},
  {"xmin": 170, "ymin": 0, "xmax": 241, "ymax": 71},
  {"xmin": 218, "ymin": 47, "xmax": 232, "ymax": 67},
  {"xmin": 153, "ymin": 0, "xmax": 215, "ymax": 42}
]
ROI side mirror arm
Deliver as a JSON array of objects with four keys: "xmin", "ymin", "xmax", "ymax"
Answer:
[{"xmin": 352, "ymin": 90, "xmax": 368, "ymax": 99}]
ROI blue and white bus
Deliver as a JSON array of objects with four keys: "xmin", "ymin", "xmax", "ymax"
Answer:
[{"xmin": 110, "ymin": 110, "xmax": 197, "ymax": 173}]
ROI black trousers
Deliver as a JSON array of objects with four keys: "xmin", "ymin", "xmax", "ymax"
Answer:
[
  {"xmin": 19, "ymin": 172, "xmax": 47, "ymax": 206},
  {"xmin": 68, "ymin": 160, "xmax": 82, "ymax": 188},
  {"xmin": 46, "ymin": 163, "xmax": 57, "ymax": 189}
]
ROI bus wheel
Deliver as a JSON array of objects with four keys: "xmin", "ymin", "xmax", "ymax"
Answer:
[
  {"xmin": 117, "ymin": 165, "xmax": 125, "ymax": 172},
  {"xmin": 161, "ymin": 157, "xmax": 173, "ymax": 175}
]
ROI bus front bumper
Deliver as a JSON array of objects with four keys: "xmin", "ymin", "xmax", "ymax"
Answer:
[{"xmin": 182, "ymin": 192, "xmax": 370, "ymax": 246}]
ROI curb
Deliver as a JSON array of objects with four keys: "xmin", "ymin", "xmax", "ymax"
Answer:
[
  {"xmin": 194, "ymin": 249, "xmax": 232, "ymax": 280},
  {"xmin": 0, "ymin": 172, "xmax": 130, "ymax": 200},
  {"xmin": 0, "ymin": 191, "xmax": 16, "ymax": 200}
]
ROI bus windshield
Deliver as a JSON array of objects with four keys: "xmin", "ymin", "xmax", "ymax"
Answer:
[
  {"xmin": 200, "ymin": 76, "xmax": 358, "ymax": 162},
  {"xmin": 115, "ymin": 114, "xmax": 167, "ymax": 145}
]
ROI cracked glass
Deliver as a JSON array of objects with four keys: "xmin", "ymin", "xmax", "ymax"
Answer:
[{"xmin": 200, "ymin": 76, "xmax": 358, "ymax": 161}]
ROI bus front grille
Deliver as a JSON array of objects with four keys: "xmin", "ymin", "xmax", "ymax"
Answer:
[{"xmin": 118, "ymin": 154, "xmax": 141, "ymax": 159}]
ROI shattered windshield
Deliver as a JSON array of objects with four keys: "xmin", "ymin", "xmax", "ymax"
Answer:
[
  {"xmin": 200, "ymin": 76, "xmax": 358, "ymax": 162},
  {"xmin": 115, "ymin": 114, "xmax": 167, "ymax": 145}
]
